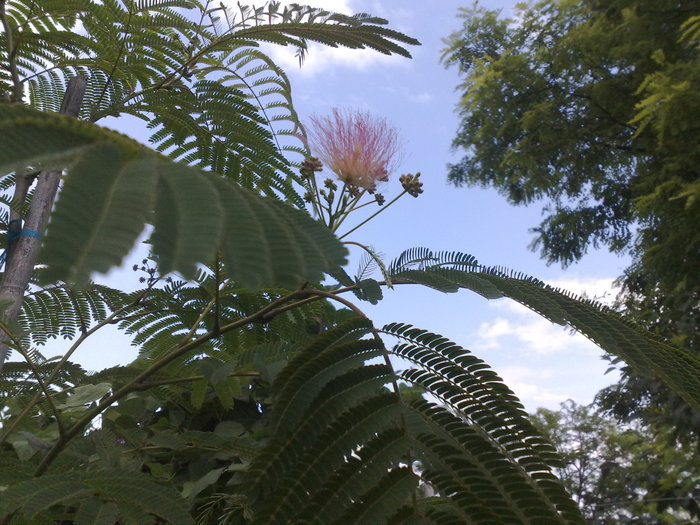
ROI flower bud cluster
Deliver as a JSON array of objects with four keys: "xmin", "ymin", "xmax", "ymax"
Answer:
[
  {"xmin": 301, "ymin": 108, "xmax": 424, "ymax": 237},
  {"xmin": 300, "ymin": 156, "xmax": 323, "ymax": 179},
  {"xmin": 399, "ymin": 172, "xmax": 424, "ymax": 197}
]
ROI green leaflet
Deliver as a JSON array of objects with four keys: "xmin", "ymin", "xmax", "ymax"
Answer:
[
  {"xmin": 212, "ymin": 177, "xmax": 348, "ymax": 290},
  {"xmin": 0, "ymin": 105, "xmax": 140, "ymax": 173},
  {"xmin": 0, "ymin": 105, "xmax": 347, "ymax": 288},
  {"xmin": 41, "ymin": 144, "xmax": 158, "ymax": 284},
  {"xmin": 353, "ymin": 278, "xmax": 384, "ymax": 304},
  {"xmin": 336, "ymin": 467, "xmax": 418, "ymax": 525},
  {"xmin": 151, "ymin": 161, "xmax": 222, "ymax": 277}
]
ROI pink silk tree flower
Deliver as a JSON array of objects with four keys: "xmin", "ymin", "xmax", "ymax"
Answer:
[{"xmin": 306, "ymin": 108, "xmax": 401, "ymax": 190}]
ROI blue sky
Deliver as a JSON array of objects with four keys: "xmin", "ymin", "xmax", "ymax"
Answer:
[
  {"xmin": 259, "ymin": 0, "xmax": 630, "ymax": 411},
  {"xmin": 64, "ymin": 0, "xmax": 629, "ymax": 411}
]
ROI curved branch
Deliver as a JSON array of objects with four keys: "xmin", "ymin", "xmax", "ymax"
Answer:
[
  {"xmin": 33, "ymin": 288, "xmax": 302, "ymax": 475},
  {"xmin": 0, "ymin": 326, "xmax": 66, "ymax": 438},
  {"xmin": 298, "ymin": 289, "xmax": 403, "ymax": 398},
  {"xmin": 0, "ymin": 289, "xmax": 147, "ymax": 447}
]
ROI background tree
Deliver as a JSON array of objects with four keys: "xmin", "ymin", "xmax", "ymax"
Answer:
[
  {"xmin": 442, "ymin": 0, "xmax": 700, "ymax": 440},
  {"xmin": 531, "ymin": 400, "xmax": 699, "ymax": 522}
]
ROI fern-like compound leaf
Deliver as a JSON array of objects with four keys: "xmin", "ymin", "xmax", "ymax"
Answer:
[
  {"xmin": 389, "ymin": 249, "xmax": 700, "ymax": 410},
  {"xmin": 41, "ymin": 144, "xmax": 158, "ymax": 283},
  {"xmin": 0, "ymin": 105, "xmax": 347, "ymax": 288},
  {"xmin": 243, "ymin": 316, "xmax": 583, "ymax": 524}
]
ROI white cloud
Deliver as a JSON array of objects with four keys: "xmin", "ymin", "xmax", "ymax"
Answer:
[
  {"xmin": 498, "ymin": 366, "xmax": 569, "ymax": 405},
  {"xmin": 473, "ymin": 276, "xmax": 618, "ymax": 355},
  {"xmin": 475, "ymin": 315, "xmax": 585, "ymax": 355},
  {"xmin": 266, "ymin": 42, "xmax": 408, "ymax": 77},
  {"xmin": 545, "ymin": 277, "xmax": 619, "ymax": 305},
  {"xmin": 474, "ymin": 318, "xmax": 513, "ymax": 350}
]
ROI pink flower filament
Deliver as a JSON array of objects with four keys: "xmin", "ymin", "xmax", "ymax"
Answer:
[{"xmin": 308, "ymin": 108, "xmax": 401, "ymax": 190}]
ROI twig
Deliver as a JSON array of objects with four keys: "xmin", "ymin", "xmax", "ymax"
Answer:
[
  {"xmin": 338, "ymin": 189, "xmax": 406, "ymax": 240},
  {"xmin": 1, "ymin": 326, "xmax": 66, "ymax": 438},
  {"xmin": 130, "ymin": 372, "xmax": 260, "ymax": 391},
  {"xmin": 33, "ymin": 288, "xmax": 301, "ymax": 475},
  {"xmin": 0, "ymin": 292, "xmax": 145, "ymax": 446}
]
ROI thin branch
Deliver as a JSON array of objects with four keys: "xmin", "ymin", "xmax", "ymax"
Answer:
[
  {"xmin": 330, "ymin": 181, "xmax": 347, "ymax": 220},
  {"xmin": 0, "ymin": 290, "xmax": 147, "ymax": 446},
  {"xmin": 33, "ymin": 288, "xmax": 302, "ymax": 475},
  {"xmin": 110, "ymin": 307, "xmax": 196, "ymax": 323},
  {"xmin": 338, "ymin": 189, "xmax": 406, "ymax": 239},
  {"xmin": 260, "ymin": 279, "xmax": 420, "ymax": 322},
  {"xmin": 179, "ymin": 295, "xmax": 216, "ymax": 344},
  {"xmin": 1, "ymin": 326, "xmax": 66, "ymax": 438},
  {"xmin": 130, "ymin": 371, "xmax": 260, "ymax": 391},
  {"xmin": 569, "ymin": 90, "xmax": 637, "ymax": 132},
  {"xmin": 328, "ymin": 188, "xmax": 365, "ymax": 232}
]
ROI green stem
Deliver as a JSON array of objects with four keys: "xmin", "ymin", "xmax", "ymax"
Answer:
[
  {"xmin": 328, "ymin": 183, "xmax": 347, "ymax": 229},
  {"xmin": 331, "ymin": 189, "xmax": 366, "ymax": 232},
  {"xmin": 305, "ymin": 174, "xmax": 327, "ymax": 225},
  {"xmin": 344, "ymin": 199, "xmax": 379, "ymax": 212},
  {"xmin": 338, "ymin": 190, "xmax": 407, "ymax": 240}
]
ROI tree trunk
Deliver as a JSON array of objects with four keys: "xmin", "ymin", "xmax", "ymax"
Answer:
[{"xmin": 0, "ymin": 76, "xmax": 87, "ymax": 370}]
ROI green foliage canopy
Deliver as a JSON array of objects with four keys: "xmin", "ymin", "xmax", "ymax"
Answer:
[
  {"xmin": 531, "ymin": 400, "xmax": 699, "ymax": 522},
  {"xmin": 442, "ymin": 0, "xmax": 699, "ymax": 344}
]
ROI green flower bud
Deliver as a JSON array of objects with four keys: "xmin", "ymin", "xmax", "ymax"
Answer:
[
  {"xmin": 399, "ymin": 172, "xmax": 424, "ymax": 197},
  {"xmin": 300, "ymin": 156, "xmax": 323, "ymax": 179}
]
